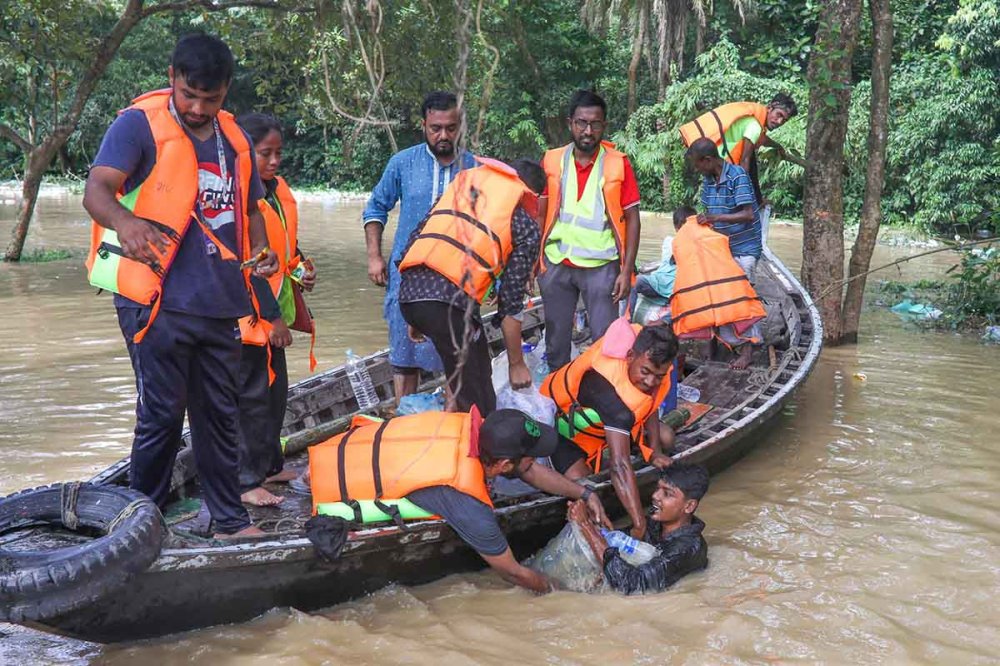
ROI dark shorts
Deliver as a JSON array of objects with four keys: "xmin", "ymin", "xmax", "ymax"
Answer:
[{"xmin": 551, "ymin": 436, "xmax": 588, "ymax": 474}]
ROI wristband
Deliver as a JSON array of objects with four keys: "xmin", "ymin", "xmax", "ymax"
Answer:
[{"xmin": 580, "ymin": 487, "xmax": 593, "ymax": 502}]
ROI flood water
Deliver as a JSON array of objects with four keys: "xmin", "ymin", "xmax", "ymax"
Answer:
[{"xmin": 2, "ymin": 190, "xmax": 998, "ymax": 664}]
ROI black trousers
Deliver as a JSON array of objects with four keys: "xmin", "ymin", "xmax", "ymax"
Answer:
[
  {"xmin": 118, "ymin": 306, "xmax": 250, "ymax": 534},
  {"xmin": 400, "ymin": 300, "xmax": 496, "ymax": 416},
  {"xmin": 236, "ymin": 344, "xmax": 287, "ymax": 491}
]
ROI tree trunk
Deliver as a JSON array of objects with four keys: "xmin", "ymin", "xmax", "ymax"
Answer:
[
  {"xmin": 801, "ymin": 0, "xmax": 863, "ymax": 344},
  {"xmin": 3, "ymin": 0, "xmax": 301, "ymax": 262},
  {"xmin": 841, "ymin": 0, "xmax": 893, "ymax": 342},
  {"xmin": 627, "ymin": 2, "xmax": 649, "ymax": 116}
]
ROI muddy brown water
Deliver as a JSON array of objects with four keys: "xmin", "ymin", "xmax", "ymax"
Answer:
[{"xmin": 1, "ymin": 190, "xmax": 998, "ymax": 664}]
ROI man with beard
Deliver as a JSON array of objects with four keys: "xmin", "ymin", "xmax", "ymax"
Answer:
[
  {"xmin": 538, "ymin": 90, "xmax": 642, "ymax": 371},
  {"xmin": 363, "ymin": 92, "xmax": 477, "ymax": 403},
  {"xmin": 83, "ymin": 33, "xmax": 277, "ymax": 537}
]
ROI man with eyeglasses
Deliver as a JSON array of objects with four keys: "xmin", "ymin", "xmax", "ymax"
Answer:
[{"xmin": 537, "ymin": 90, "xmax": 642, "ymax": 371}]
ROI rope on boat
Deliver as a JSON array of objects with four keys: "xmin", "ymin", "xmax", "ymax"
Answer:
[{"xmin": 106, "ymin": 498, "xmax": 148, "ymax": 533}]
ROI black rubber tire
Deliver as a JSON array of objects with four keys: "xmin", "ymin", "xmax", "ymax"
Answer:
[{"xmin": 0, "ymin": 483, "xmax": 165, "ymax": 623}]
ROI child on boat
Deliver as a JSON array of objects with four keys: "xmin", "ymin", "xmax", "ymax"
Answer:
[{"xmin": 235, "ymin": 113, "xmax": 317, "ymax": 507}]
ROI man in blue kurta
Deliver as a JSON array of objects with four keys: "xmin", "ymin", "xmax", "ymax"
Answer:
[{"xmin": 362, "ymin": 91, "xmax": 477, "ymax": 402}]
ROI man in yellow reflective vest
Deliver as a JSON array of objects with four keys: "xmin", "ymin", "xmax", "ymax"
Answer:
[{"xmin": 538, "ymin": 90, "xmax": 642, "ymax": 371}]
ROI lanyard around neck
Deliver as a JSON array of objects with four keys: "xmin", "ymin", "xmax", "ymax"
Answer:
[{"xmin": 168, "ymin": 95, "xmax": 228, "ymax": 184}]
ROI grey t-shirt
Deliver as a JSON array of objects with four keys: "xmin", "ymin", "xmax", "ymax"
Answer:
[{"xmin": 407, "ymin": 485, "xmax": 508, "ymax": 556}]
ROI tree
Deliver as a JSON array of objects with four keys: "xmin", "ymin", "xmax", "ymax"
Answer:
[
  {"xmin": 800, "ymin": 0, "xmax": 863, "ymax": 344},
  {"xmin": 841, "ymin": 0, "xmax": 893, "ymax": 342},
  {"xmin": 0, "ymin": 0, "xmax": 308, "ymax": 263}
]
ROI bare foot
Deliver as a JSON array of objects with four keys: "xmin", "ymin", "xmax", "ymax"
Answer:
[
  {"xmin": 730, "ymin": 345, "xmax": 753, "ymax": 370},
  {"xmin": 265, "ymin": 469, "xmax": 299, "ymax": 484},
  {"xmin": 241, "ymin": 486, "xmax": 285, "ymax": 506},
  {"xmin": 214, "ymin": 525, "xmax": 266, "ymax": 539}
]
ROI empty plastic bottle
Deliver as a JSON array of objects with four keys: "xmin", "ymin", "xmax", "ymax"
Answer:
[
  {"xmin": 600, "ymin": 528, "xmax": 659, "ymax": 566},
  {"xmin": 345, "ymin": 349, "xmax": 380, "ymax": 411}
]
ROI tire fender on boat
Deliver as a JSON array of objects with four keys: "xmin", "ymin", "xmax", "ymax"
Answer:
[{"xmin": 0, "ymin": 482, "xmax": 165, "ymax": 623}]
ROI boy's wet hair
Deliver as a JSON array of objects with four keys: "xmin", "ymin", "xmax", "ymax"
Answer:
[
  {"xmin": 660, "ymin": 464, "xmax": 710, "ymax": 500},
  {"xmin": 673, "ymin": 206, "xmax": 697, "ymax": 229},
  {"xmin": 237, "ymin": 113, "xmax": 282, "ymax": 146},
  {"xmin": 171, "ymin": 33, "xmax": 234, "ymax": 91},
  {"xmin": 632, "ymin": 323, "xmax": 679, "ymax": 366}
]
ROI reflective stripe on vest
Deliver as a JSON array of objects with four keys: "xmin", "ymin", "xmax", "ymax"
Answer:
[
  {"xmin": 308, "ymin": 411, "xmax": 492, "ymax": 515},
  {"xmin": 540, "ymin": 323, "xmax": 672, "ymax": 471},
  {"xmin": 544, "ymin": 146, "xmax": 618, "ymax": 267},
  {"xmin": 398, "ymin": 162, "xmax": 525, "ymax": 302},
  {"xmin": 669, "ymin": 219, "xmax": 767, "ymax": 338},
  {"xmin": 85, "ymin": 88, "xmax": 254, "ymax": 344}
]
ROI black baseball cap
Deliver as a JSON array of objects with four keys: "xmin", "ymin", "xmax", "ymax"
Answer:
[{"xmin": 479, "ymin": 409, "xmax": 559, "ymax": 459}]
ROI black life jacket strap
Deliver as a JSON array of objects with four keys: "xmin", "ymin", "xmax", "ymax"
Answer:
[
  {"xmin": 671, "ymin": 273, "xmax": 750, "ymax": 298},
  {"xmin": 336, "ymin": 426, "xmax": 359, "ymax": 502}
]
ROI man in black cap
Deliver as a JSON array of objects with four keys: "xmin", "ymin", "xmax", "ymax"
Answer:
[{"xmin": 405, "ymin": 408, "xmax": 612, "ymax": 593}]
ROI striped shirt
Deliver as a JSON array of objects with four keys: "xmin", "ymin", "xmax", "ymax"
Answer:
[{"xmin": 700, "ymin": 162, "xmax": 762, "ymax": 258}]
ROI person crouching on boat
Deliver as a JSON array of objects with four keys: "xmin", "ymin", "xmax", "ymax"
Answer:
[
  {"xmin": 566, "ymin": 463, "xmax": 709, "ymax": 594},
  {"xmin": 235, "ymin": 113, "xmax": 318, "ymax": 507},
  {"xmin": 309, "ymin": 408, "xmax": 611, "ymax": 593},
  {"xmin": 398, "ymin": 158, "xmax": 545, "ymax": 416},
  {"xmin": 540, "ymin": 320, "xmax": 677, "ymax": 540}
]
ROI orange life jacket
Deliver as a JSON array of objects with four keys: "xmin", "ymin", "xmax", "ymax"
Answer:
[
  {"xmin": 398, "ymin": 160, "xmax": 528, "ymax": 302},
  {"xmin": 540, "ymin": 321, "xmax": 672, "ymax": 471},
  {"xmin": 309, "ymin": 411, "xmax": 492, "ymax": 515},
  {"xmin": 678, "ymin": 102, "xmax": 769, "ymax": 166},
  {"xmin": 540, "ymin": 141, "xmax": 628, "ymax": 273},
  {"xmin": 238, "ymin": 176, "xmax": 316, "ymax": 370},
  {"xmin": 85, "ymin": 89, "xmax": 256, "ymax": 343},
  {"xmin": 669, "ymin": 219, "xmax": 767, "ymax": 339}
]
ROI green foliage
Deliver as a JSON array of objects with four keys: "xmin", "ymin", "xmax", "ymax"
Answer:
[
  {"xmin": 943, "ymin": 243, "xmax": 1000, "ymax": 326},
  {"xmin": 18, "ymin": 247, "xmax": 74, "ymax": 262}
]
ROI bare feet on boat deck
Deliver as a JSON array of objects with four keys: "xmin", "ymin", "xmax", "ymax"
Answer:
[
  {"xmin": 265, "ymin": 469, "xmax": 299, "ymax": 484},
  {"xmin": 730, "ymin": 344, "xmax": 753, "ymax": 370},
  {"xmin": 241, "ymin": 487, "xmax": 285, "ymax": 506},
  {"xmin": 214, "ymin": 525, "xmax": 267, "ymax": 539}
]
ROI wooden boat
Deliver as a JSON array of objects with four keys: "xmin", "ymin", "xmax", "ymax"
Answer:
[{"xmin": 9, "ymin": 245, "xmax": 821, "ymax": 643}]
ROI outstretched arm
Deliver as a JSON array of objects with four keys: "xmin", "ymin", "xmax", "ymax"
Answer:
[
  {"xmin": 607, "ymin": 430, "xmax": 646, "ymax": 539},
  {"xmin": 481, "ymin": 548, "xmax": 553, "ymax": 593},
  {"xmin": 521, "ymin": 462, "xmax": 612, "ymax": 529}
]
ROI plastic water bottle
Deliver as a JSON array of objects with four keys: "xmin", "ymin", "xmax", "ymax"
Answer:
[
  {"xmin": 345, "ymin": 349, "xmax": 379, "ymax": 411},
  {"xmin": 600, "ymin": 529, "xmax": 659, "ymax": 566},
  {"xmin": 677, "ymin": 383, "xmax": 701, "ymax": 403}
]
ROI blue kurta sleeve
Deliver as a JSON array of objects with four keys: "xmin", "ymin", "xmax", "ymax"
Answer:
[{"xmin": 362, "ymin": 155, "xmax": 402, "ymax": 227}]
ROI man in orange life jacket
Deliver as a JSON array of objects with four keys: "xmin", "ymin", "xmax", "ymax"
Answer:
[
  {"xmin": 398, "ymin": 158, "xmax": 546, "ymax": 415},
  {"xmin": 310, "ymin": 408, "xmax": 612, "ymax": 593},
  {"xmin": 541, "ymin": 321, "xmax": 678, "ymax": 540},
  {"xmin": 83, "ymin": 35, "xmax": 277, "ymax": 537},
  {"xmin": 538, "ymin": 90, "xmax": 642, "ymax": 371},
  {"xmin": 680, "ymin": 94, "xmax": 799, "ymax": 205}
]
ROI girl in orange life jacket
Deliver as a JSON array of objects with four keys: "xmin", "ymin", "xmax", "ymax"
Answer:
[
  {"xmin": 234, "ymin": 113, "xmax": 318, "ymax": 507},
  {"xmin": 541, "ymin": 321, "xmax": 679, "ymax": 540}
]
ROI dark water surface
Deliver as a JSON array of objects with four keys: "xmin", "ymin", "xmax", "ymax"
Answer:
[{"xmin": 1, "ymin": 190, "xmax": 998, "ymax": 664}]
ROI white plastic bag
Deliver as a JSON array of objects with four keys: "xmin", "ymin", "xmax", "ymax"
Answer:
[{"xmin": 526, "ymin": 522, "xmax": 604, "ymax": 593}]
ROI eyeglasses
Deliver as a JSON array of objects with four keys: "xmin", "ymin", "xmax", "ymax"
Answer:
[{"xmin": 572, "ymin": 119, "xmax": 606, "ymax": 132}]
